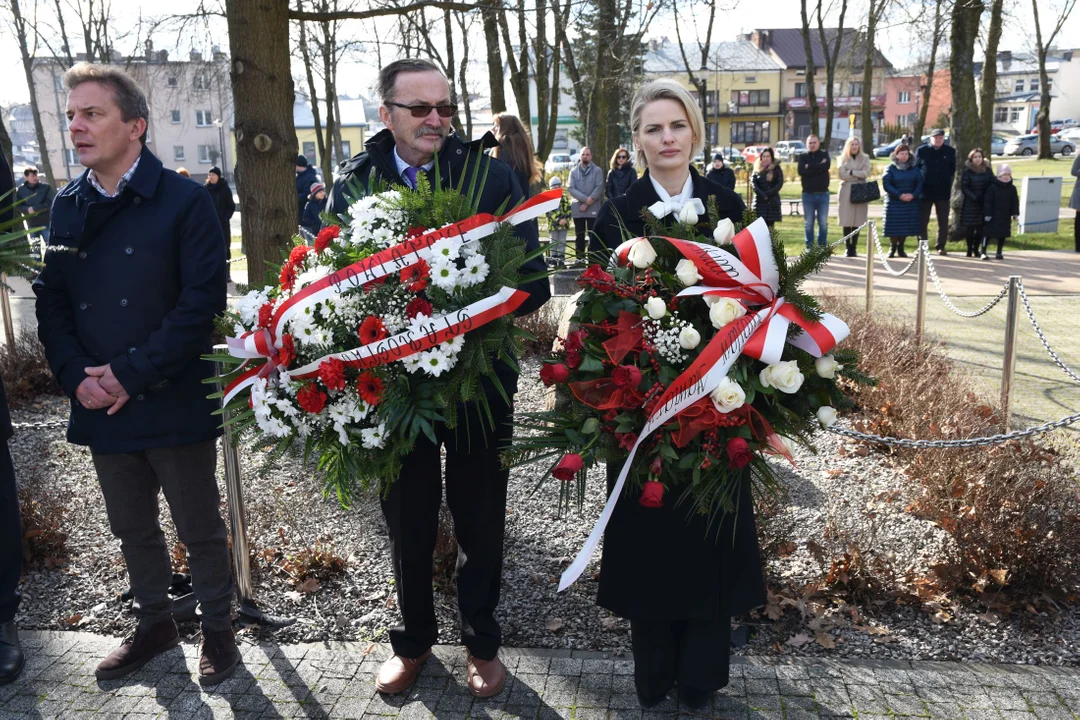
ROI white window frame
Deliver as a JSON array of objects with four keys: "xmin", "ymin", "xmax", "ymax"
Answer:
[
  {"xmin": 744, "ymin": 75, "xmax": 757, "ymax": 83},
  {"xmin": 173, "ymin": 146, "xmax": 185, "ymax": 161},
  {"xmin": 64, "ymin": 148, "xmax": 80, "ymax": 166},
  {"xmin": 193, "ymin": 74, "xmax": 210, "ymax": 91},
  {"xmin": 1009, "ymin": 107, "xmax": 1021, "ymax": 123},
  {"xmin": 171, "ymin": 110, "xmax": 181, "ymax": 124},
  {"xmin": 898, "ymin": 91, "xmax": 911, "ymax": 104},
  {"xmin": 198, "ymin": 145, "xmax": 214, "ymax": 163},
  {"xmin": 1030, "ymin": 78, "xmax": 1039, "ymax": 92},
  {"xmin": 195, "ymin": 110, "xmax": 213, "ymax": 127},
  {"xmin": 1014, "ymin": 79, "xmax": 1025, "ymax": 92}
]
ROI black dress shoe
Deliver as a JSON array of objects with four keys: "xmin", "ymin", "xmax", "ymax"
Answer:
[
  {"xmin": 0, "ymin": 621, "xmax": 25, "ymax": 685},
  {"xmin": 636, "ymin": 689, "xmax": 669, "ymax": 708},
  {"xmin": 678, "ymin": 685, "xmax": 714, "ymax": 711}
]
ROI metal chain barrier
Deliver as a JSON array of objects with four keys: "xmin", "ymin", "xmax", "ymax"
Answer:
[
  {"xmin": 11, "ymin": 419, "xmax": 67, "ymax": 431},
  {"xmin": 1017, "ymin": 279, "xmax": 1080, "ymax": 385},
  {"xmin": 920, "ymin": 238, "xmax": 1012, "ymax": 318},
  {"xmin": 827, "ymin": 221, "xmax": 870, "ymax": 249},
  {"xmin": 826, "ymin": 408, "xmax": 1080, "ymax": 448},
  {"xmin": 227, "ymin": 256, "xmax": 247, "ymax": 264},
  {"xmin": 871, "ymin": 223, "xmax": 921, "ymax": 276}
]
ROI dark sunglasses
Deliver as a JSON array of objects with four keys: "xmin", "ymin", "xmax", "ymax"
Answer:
[
  {"xmin": 616, "ymin": 154, "xmax": 629, "ymax": 160},
  {"xmin": 386, "ymin": 101, "xmax": 457, "ymax": 118}
]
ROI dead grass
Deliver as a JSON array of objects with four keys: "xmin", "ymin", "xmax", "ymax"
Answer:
[
  {"xmin": 18, "ymin": 484, "xmax": 69, "ymax": 568},
  {"xmin": 0, "ymin": 330, "xmax": 61, "ymax": 406},
  {"xmin": 515, "ymin": 304, "xmax": 561, "ymax": 359}
]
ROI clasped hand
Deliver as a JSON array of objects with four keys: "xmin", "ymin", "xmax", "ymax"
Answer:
[{"xmin": 76, "ymin": 364, "xmax": 130, "ymax": 415}]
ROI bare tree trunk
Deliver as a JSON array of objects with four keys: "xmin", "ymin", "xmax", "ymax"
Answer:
[
  {"xmin": 554, "ymin": 0, "xmax": 585, "ymax": 131},
  {"xmin": 588, "ymin": 0, "xmax": 619, "ymax": 163},
  {"xmin": 949, "ymin": 0, "xmax": 984, "ymax": 238},
  {"xmin": 861, "ymin": 0, "xmax": 885, "ymax": 154},
  {"xmin": 534, "ymin": 0, "xmax": 551, "ymax": 155},
  {"xmin": 915, "ymin": 1, "xmax": 943, "ymax": 141},
  {"xmin": 1032, "ymin": 0, "xmax": 1077, "ymax": 158},
  {"xmin": 800, "ymin": 0, "xmax": 820, "ymax": 136},
  {"xmin": 454, "ymin": 11, "xmax": 474, "ymax": 138},
  {"xmin": 979, "ymin": 0, "xmax": 1003, "ymax": 151},
  {"xmin": 497, "ymin": 0, "xmax": 532, "ymax": 135},
  {"xmin": 319, "ymin": 19, "xmax": 342, "ymax": 179},
  {"xmin": 816, "ymin": 0, "xmax": 848, "ymax": 150},
  {"xmin": 673, "ymin": 0, "xmax": 715, "ymax": 143},
  {"xmin": 226, "ymin": 0, "xmax": 298, "ymax": 286},
  {"xmin": 10, "ymin": 0, "xmax": 56, "ymax": 183},
  {"xmin": 482, "ymin": 0, "xmax": 505, "ymax": 114},
  {"xmin": 535, "ymin": 0, "xmax": 563, "ymax": 160},
  {"xmin": 296, "ymin": 2, "xmax": 327, "ymax": 176}
]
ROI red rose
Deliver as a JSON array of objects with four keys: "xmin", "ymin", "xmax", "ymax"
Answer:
[
  {"xmin": 358, "ymin": 315, "xmax": 388, "ymax": 345},
  {"xmin": 400, "ymin": 259, "xmax": 431, "ymax": 292},
  {"xmin": 615, "ymin": 432, "xmax": 637, "ymax": 451},
  {"xmin": 579, "ymin": 264, "xmax": 614, "ymax": 286},
  {"xmin": 314, "ymin": 225, "xmax": 340, "ymax": 254},
  {"xmin": 318, "ymin": 357, "xmax": 347, "ymax": 391},
  {"xmin": 296, "ymin": 383, "xmax": 328, "ymax": 414},
  {"xmin": 551, "ymin": 453, "xmax": 583, "ymax": 481},
  {"xmin": 406, "ymin": 297, "xmax": 433, "ymax": 319},
  {"xmin": 612, "ymin": 365, "xmax": 642, "ymax": 390},
  {"xmin": 565, "ymin": 350, "xmax": 582, "ymax": 370},
  {"xmin": 356, "ymin": 372, "xmax": 384, "ymax": 406},
  {"xmin": 726, "ymin": 437, "xmax": 754, "ymax": 469},
  {"xmin": 649, "ymin": 456, "xmax": 662, "ymax": 476},
  {"xmin": 277, "ymin": 334, "xmax": 295, "ymax": 367},
  {"xmin": 540, "ymin": 363, "xmax": 571, "ymax": 386},
  {"xmin": 639, "ymin": 480, "xmax": 665, "ymax": 508},
  {"xmin": 258, "ymin": 302, "xmax": 275, "ymax": 328},
  {"xmin": 563, "ymin": 330, "xmax": 586, "ymax": 352},
  {"xmin": 288, "ymin": 244, "xmax": 311, "ymax": 266},
  {"xmin": 279, "ymin": 263, "xmax": 297, "ymax": 292}
]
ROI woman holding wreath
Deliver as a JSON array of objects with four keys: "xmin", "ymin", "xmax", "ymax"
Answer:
[{"xmin": 590, "ymin": 79, "xmax": 765, "ymax": 711}]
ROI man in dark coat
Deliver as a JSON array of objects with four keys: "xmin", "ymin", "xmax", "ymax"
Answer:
[
  {"xmin": 706, "ymin": 153, "xmax": 737, "ymax": 191},
  {"xmin": 204, "ymin": 167, "xmax": 236, "ymax": 260},
  {"xmin": 798, "ymin": 134, "xmax": 831, "ymax": 249},
  {"xmin": 295, "ymin": 155, "xmax": 318, "ymax": 225},
  {"xmin": 15, "ymin": 168, "xmax": 55, "ymax": 241},
  {"xmin": 916, "ymin": 129, "xmax": 957, "ymax": 254},
  {"xmin": 33, "ymin": 62, "xmax": 237, "ymax": 686},
  {"xmin": 327, "ymin": 58, "xmax": 550, "ymax": 700},
  {"xmin": 0, "ymin": 150, "xmax": 25, "ymax": 686}
]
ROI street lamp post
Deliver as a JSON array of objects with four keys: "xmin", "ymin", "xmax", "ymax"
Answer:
[{"xmin": 213, "ymin": 118, "xmax": 227, "ymax": 179}]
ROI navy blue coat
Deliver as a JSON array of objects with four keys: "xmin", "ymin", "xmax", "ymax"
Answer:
[
  {"xmin": 33, "ymin": 146, "xmax": 226, "ymax": 453},
  {"xmin": 915, "ymin": 143, "xmax": 957, "ymax": 202},
  {"xmin": 302, "ymin": 195, "xmax": 326, "ymax": 236},
  {"xmin": 882, "ymin": 160, "xmax": 925, "ymax": 238},
  {"xmin": 296, "ymin": 166, "xmax": 319, "ymax": 224}
]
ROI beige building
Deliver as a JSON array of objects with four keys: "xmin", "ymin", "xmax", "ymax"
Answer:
[{"xmin": 31, "ymin": 46, "xmax": 233, "ymax": 185}]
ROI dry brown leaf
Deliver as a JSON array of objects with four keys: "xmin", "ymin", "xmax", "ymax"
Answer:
[
  {"xmin": 785, "ymin": 633, "xmax": 812, "ymax": 647},
  {"xmin": 814, "ymin": 632, "xmax": 836, "ymax": 649},
  {"xmin": 296, "ymin": 577, "xmax": 321, "ymax": 594},
  {"xmin": 988, "ymin": 568, "xmax": 1008, "ymax": 586}
]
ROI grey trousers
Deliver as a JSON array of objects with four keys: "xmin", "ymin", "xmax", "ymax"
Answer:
[{"xmin": 92, "ymin": 439, "xmax": 233, "ymax": 632}]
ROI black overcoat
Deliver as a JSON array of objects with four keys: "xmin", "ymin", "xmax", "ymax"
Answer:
[
  {"xmin": 33, "ymin": 146, "xmax": 226, "ymax": 453},
  {"xmin": 605, "ymin": 163, "xmax": 638, "ymax": 200},
  {"xmin": 983, "ymin": 178, "xmax": 1020, "ymax": 239},
  {"xmin": 0, "ymin": 151, "xmax": 14, "ymax": 440},
  {"xmin": 588, "ymin": 168, "xmax": 765, "ymax": 622},
  {"xmin": 206, "ymin": 179, "xmax": 236, "ymax": 245},
  {"xmin": 706, "ymin": 165, "xmax": 737, "ymax": 191},
  {"xmin": 960, "ymin": 165, "xmax": 993, "ymax": 227},
  {"xmin": 751, "ymin": 166, "xmax": 784, "ymax": 224}
]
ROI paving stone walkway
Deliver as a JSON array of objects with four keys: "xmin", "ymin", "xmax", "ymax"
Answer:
[{"xmin": 2, "ymin": 631, "xmax": 1079, "ymax": 719}]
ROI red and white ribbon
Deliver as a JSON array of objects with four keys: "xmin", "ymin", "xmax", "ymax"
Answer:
[{"xmin": 558, "ymin": 217, "xmax": 849, "ymax": 591}]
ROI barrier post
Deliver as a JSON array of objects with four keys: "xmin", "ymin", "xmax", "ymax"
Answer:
[
  {"xmin": 914, "ymin": 239, "xmax": 928, "ymax": 345},
  {"xmin": 0, "ymin": 273, "xmax": 13, "ymax": 346},
  {"xmin": 1000, "ymin": 276, "xmax": 1021, "ymax": 431},
  {"xmin": 213, "ymin": 343, "xmax": 294, "ymax": 628},
  {"xmin": 864, "ymin": 223, "xmax": 875, "ymax": 313}
]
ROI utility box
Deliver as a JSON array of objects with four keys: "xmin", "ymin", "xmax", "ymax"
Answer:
[{"xmin": 1019, "ymin": 176, "xmax": 1062, "ymax": 234}]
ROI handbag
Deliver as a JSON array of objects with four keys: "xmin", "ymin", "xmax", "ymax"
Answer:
[{"xmin": 850, "ymin": 180, "xmax": 881, "ymax": 204}]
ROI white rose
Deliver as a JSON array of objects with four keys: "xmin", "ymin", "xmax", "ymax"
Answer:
[
  {"xmin": 645, "ymin": 296, "xmax": 667, "ymax": 320},
  {"xmin": 815, "ymin": 354, "xmax": 842, "ymax": 379},
  {"xmin": 675, "ymin": 258, "xmax": 702, "ymax": 286},
  {"xmin": 710, "ymin": 376, "xmax": 746, "ymax": 413},
  {"xmin": 626, "ymin": 238, "xmax": 657, "ymax": 268},
  {"xmin": 759, "ymin": 360, "xmax": 805, "ymax": 394},
  {"xmin": 817, "ymin": 406, "xmax": 838, "ymax": 428},
  {"xmin": 678, "ymin": 325, "xmax": 701, "ymax": 349},
  {"xmin": 677, "ymin": 201, "xmax": 700, "ymax": 226},
  {"xmin": 708, "ymin": 297, "xmax": 747, "ymax": 329},
  {"xmin": 713, "ymin": 218, "xmax": 736, "ymax": 245}
]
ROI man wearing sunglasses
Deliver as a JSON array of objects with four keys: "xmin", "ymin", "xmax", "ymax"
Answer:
[{"xmin": 327, "ymin": 58, "xmax": 550, "ymax": 700}]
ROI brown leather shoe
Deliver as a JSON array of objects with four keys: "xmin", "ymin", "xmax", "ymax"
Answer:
[
  {"xmin": 375, "ymin": 650, "xmax": 432, "ymax": 694},
  {"xmin": 95, "ymin": 619, "xmax": 180, "ymax": 681},
  {"xmin": 466, "ymin": 653, "xmax": 505, "ymax": 698},
  {"xmin": 198, "ymin": 628, "xmax": 240, "ymax": 686}
]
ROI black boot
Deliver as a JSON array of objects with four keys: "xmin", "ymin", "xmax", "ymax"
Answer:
[
  {"xmin": 0, "ymin": 621, "xmax": 25, "ymax": 685},
  {"xmin": 897, "ymin": 239, "xmax": 908, "ymax": 258},
  {"xmin": 888, "ymin": 239, "xmax": 896, "ymax": 259},
  {"xmin": 846, "ymin": 235, "xmax": 858, "ymax": 257},
  {"xmin": 678, "ymin": 685, "xmax": 714, "ymax": 711}
]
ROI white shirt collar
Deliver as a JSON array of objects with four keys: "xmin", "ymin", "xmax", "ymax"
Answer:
[
  {"xmin": 87, "ymin": 155, "xmax": 142, "ymax": 198},
  {"xmin": 648, "ymin": 172, "xmax": 694, "ymax": 206}
]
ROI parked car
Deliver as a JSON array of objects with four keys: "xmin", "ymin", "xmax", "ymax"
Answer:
[
  {"xmin": 742, "ymin": 145, "xmax": 770, "ymax": 164},
  {"xmin": 544, "ymin": 152, "xmax": 577, "ymax": 174},
  {"xmin": 1058, "ymin": 127, "xmax": 1080, "ymax": 142},
  {"xmin": 990, "ymin": 135, "xmax": 1008, "ymax": 156},
  {"xmin": 774, "ymin": 140, "xmax": 807, "ymax": 161},
  {"xmin": 1004, "ymin": 133, "xmax": 1076, "ymax": 156},
  {"xmin": 874, "ymin": 139, "xmax": 902, "ymax": 157},
  {"xmin": 715, "ymin": 147, "xmax": 747, "ymax": 167}
]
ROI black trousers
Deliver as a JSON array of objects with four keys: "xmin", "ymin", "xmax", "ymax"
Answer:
[
  {"xmin": 965, "ymin": 224, "xmax": 984, "ymax": 256},
  {"xmin": 0, "ymin": 442, "xmax": 21, "ymax": 624},
  {"xmin": 380, "ymin": 396, "xmax": 513, "ymax": 661},
  {"xmin": 630, "ymin": 618, "xmax": 731, "ymax": 696},
  {"xmin": 981, "ymin": 237, "xmax": 1006, "ymax": 257},
  {"xmin": 920, "ymin": 198, "xmax": 950, "ymax": 250},
  {"xmin": 573, "ymin": 217, "xmax": 595, "ymax": 258},
  {"xmin": 842, "ymin": 226, "xmax": 860, "ymax": 255}
]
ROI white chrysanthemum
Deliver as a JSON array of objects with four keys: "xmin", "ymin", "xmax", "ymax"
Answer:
[
  {"xmin": 419, "ymin": 348, "xmax": 451, "ymax": 377},
  {"xmin": 295, "ymin": 265, "xmax": 327, "ymax": 291},
  {"xmin": 461, "ymin": 255, "xmax": 490, "ymax": 286},
  {"xmin": 401, "ymin": 353, "xmax": 424, "ymax": 373},
  {"xmin": 236, "ymin": 288, "xmax": 271, "ymax": 328},
  {"xmin": 440, "ymin": 334, "xmax": 464, "ymax": 354},
  {"xmin": 361, "ymin": 423, "xmax": 387, "ymax": 449},
  {"xmin": 430, "ymin": 238, "xmax": 461, "ymax": 262},
  {"xmin": 429, "ymin": 260, "xmax": 460, "ymax": 292}
]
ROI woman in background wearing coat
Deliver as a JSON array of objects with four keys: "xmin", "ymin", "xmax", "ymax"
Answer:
[
  {"xmin": 960, "ymin": 148, "xmax": 993, "ymax": 258},
  {"xmin": 981, "ymin": 164, "xmax": 1020, "ymax": 261},
  {"xmin": 837, "ymin": 136, "xmax": 870, "ymax": 257},
  {"xmin": 205, "ymin": 167, "xmax": 236, "ymax": 260},
  {"xmin": 751, "ymin": 148, "xmax": 783, "ymax": 229},
  {"xmin": 881, "ymin": 144, "xmax": 923, "ymax": 258},
  {"xmin": 1070, "ymin": 154, "xmax": 1080, "ymax": 252},
  {"xmin": 605, "ymin": 147, "xmax": 638, "ymax": 200}
]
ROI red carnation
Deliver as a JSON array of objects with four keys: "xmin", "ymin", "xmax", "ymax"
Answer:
[
  {"xmin": 726, "ymin": 437, "xmax": 754, "ymax": 469},
  {"xmin": 579, "ymin": 264, "xmax": 614, "ymax": 287},
  {"xmin": 279, "ymin": 263, "xmax": 297, "ymax": 292},
  {"xmin": 552, "ymin": 453, "xmax": 583, "ymax": 481},
  {"xmin": 277, "ymin": 334, "xmax": 295, "ymax": 367},
  {"xmin": 288, "ymin": 244, "xmax": 311, "ymax": 266},
  {"xmin": 258, "ymin": 302, "xmax": 275, "ymax": 328},
  {"xmin": 296, "ymin": 383, "xmax": 328, "ymax": 414},
  {"xmin": 405, "ymin": 226, "xmax": 427, "ymax": 239},
  {"xmin": 563, "ymin": 330, "xmax": 586, "ymax": 352},
  {"xmin": 615, "ymin": 432, "xmax": 637, "ymax": 451},
  {"xmin": 358, "ymin": 315, "xmax": 388, "ymax": 345},
  {"xmin": 314, "ymin": 225, "xmax": 341, "ymax": 254},
  {"xmin": 357, "ymin": 372, "xmax": 384, "ymax": 406},
  {"xmin": 612, "ymin": 365, "xmax": 642, "ymax": 390},
  {"xmin": 401, "ymin": 259, "xmax": 431, "ymax": 292},
  {"xmin": 565, "ymin": 350, "xmax": 582, "ymax": 370},
  {"xmin": 539, "ymin": 362, "xmax": 571, "ymax": 386},
  {"xmin": 639, "ymin": 480, "xmax": 665, "ymax": 508},
  {"xmin": 406, "ymin": 297, "xmax": 433, "ymax": 319},
  {"xmin": 318, "ymin": 357, "xmax": 347, "ymax": 391}
]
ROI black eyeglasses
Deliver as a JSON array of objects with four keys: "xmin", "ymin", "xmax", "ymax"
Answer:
[
  {"xmin": 616, "ymin": 154, "xmax": 629, "ymax": 160},
  {"xmin": 386, "ymin": 101, "xmax": 457, "ymax": 118}
]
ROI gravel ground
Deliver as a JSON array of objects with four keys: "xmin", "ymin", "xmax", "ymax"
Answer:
[{"xmin": 8, "ymin": 358, "xmax": 1079, "ymax": 666}]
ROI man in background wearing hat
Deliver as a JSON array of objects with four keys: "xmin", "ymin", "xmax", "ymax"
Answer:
[
  {"xmin": 706, "ymin": 153, "xmax": 736, "ymax": 191},
  {"xmin": 295, "ymin": 155, "xmax": 318, "ymax": 226},
  {"xmin": 205, "ymin": 167, "xmax": 235, "ymax": 260},
  {"xmin": 545, "ymin": 176, "xmax": 572, "ymax": 267},
  {"xmin": 301, "ymin": 182, "xmax": 328, "ymax": 238},
  {"xmin": 916, "ymin": 129, "xmax": 957, "ymax": 255}
]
